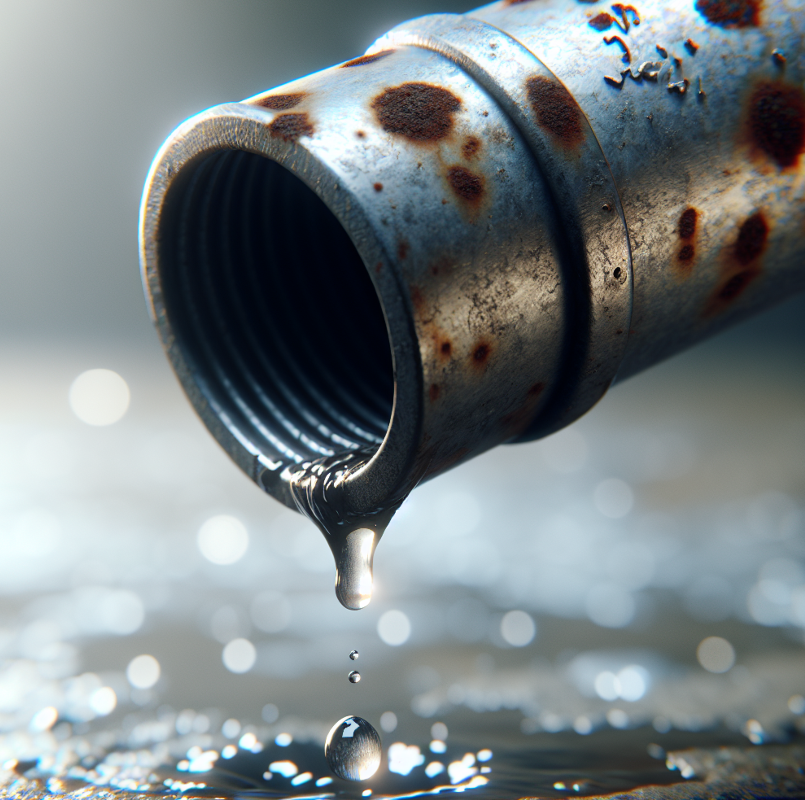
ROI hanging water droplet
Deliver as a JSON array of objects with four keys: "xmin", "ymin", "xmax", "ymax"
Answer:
[
  {"xmin": 349, "ymin": 650, "xmax": 359, "ymax": 661},
  {"xmin": 348, "ymin": 670, "xmax": 361, "ymax": 684},
  {"xmin": 335, "ymin": 528, "xmax": 376, "ymax": 610},
  {"xmin": 325, "ymin": 716, "xmax": 382, "ymax": 781}
]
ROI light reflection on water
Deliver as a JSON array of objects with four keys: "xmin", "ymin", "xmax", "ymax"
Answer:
[{"xmin": 0, "ymin": 344, "xmax": 803, "ymax": 797}]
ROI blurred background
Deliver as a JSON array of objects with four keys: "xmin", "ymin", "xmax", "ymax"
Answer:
[{"xmin": 0, "ymin": 1, "xmax": 804, "ymax": 797}]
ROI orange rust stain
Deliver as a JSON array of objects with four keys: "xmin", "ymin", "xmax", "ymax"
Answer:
[
  {"xmin": 430, "ymin": 256, "xmax": 455, "ymax": 277},
  {"xmin": 588, "ymin": 11, "xmax": 614, "ymax": 29},
  {"xmin": 675, "ymin": 206, "xmax": 699, "ymax": 276},
  {"xmin": 501, "ymin": 382, "xmax": 545, "ymax": 437},
  {"xmin": 471, "ymin": 340, "xmax": 493, "ymax": 368},
  {"xmin": 253, "ymin": 92, "xmax": 307, "ymax": 110},
  {"xmin": 746, "ymin": 81, "xmax": 805, "ymax": 169},
  {"xmin": 373, "ymin": 182, "xmax": 383, "ymax": 192},
  {"xmin": 695, "ymin": 0, "xmax": 760, "ymax": 27},
  {"xmin": 268, "ymin": 113, "xmax": 314, "ymax": 142},
  {"xmin": 525, "ymin": 76, "xmax": 584, "ymax": 148},
  {"xmin": 372, "ymin": 83, "xmax": 461, "ymax": 143},
  {"xmin": 462, "ymin": 136, "xmax": 481, "ymax": 159},
  {"xmin": 429, "ymin": 383, "xmax": 441, "ymax": 403},
  {"xmin": 398, "ymin": 239, "xmax": 410, "ymax": 261},
  {"xmin": 409, "ymin": 285, "xmax": 426, "ymax": 314},
  {"xmin": 356, "ymin": 130, "xmax": 366, "ymax": 138},
  {"xmin": 704, "ymin": 212, "xmax": 769, "ymax": 316},
  {"xmin": 604, "ymin": 34, "xmax": 631, "ymax": 63},
  {"xmin": 342, "ymin": 49, "xmax": 395, "ymax": 68},
  {"xmin": 446, "ymin": 166, "xmax": 485, "ymax": 206}
]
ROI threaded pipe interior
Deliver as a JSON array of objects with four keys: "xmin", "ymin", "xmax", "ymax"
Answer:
[{"xmin": 158, "ymin": 150, "xmax": 394, "ymax": 464}]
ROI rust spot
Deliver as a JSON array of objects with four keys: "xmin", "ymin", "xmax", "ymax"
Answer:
[
  {"xmin": 501, "ymin": 383, "xmax": 545, "ymax": 437},
  {"xmin": 372, "ymin": 83, "xmax": 461, "ymax": 143},
  {"xmin": 356, "ymin": 130, "xmax": 366, "ymax": 138},
  {"xmin": 410, "ymin": 285, "xmax": 426, "ymax": 314},
  {"xmin": 678, "ymin": 244, "xmax": 695, "ymax": 262},
  {"xmin": 719, "ymin": 271, "xmax": 756, "ymax": 301},
  {"xmin": 674, "ymin": 207, "xmax": 699, "ymax": 275},
  {"xmin": 447, "ymin": 166, "xmax": 485, "ymax": 205},
  {"xmin": 505, "ymin": 0, "xmax": 535, "ymax": 4},
  {"xmin": 373, "ymin": 182, "xmax": 383, "ymax": 192},
  {"xmin": 611, "ymin": 3, "xmax": 641, "ymax": 28},
  {"xmin": 734, "ymin": 211, "xmax": 769, "ymax": 265},
  {"xmin": 704, "ymin": 212, "xmax": 768, "ymax": 315},
  {"xmin": 588, "ymin": 11, "xmax": 614, "ymax": 29},
  {"xmin": 398, "ymin": 239, "xmax": 410, "ymax": 261},
  {"xmin": 253, "ymin": 92, "xmax": 307, "ymax": 110},
  {"xmin": 430, "ymin": 256, "xmax": 455, "ymax": 277},
  {"xmin": 342, "ymin": 49, "xmax": 395, "ymax": 68},
  {"xmin": 747, "ymin": 81, "xmax": 805, "ymax": 169},
  {"xmin": 462, "ymin": 136, "xmax": 481, "ymax": 159},
  {"xmin": 604, "ymin": 35, "xmax": 631, "ymax": 63},
  {"xmin": 375, "ymin": 261, "xmax": 383, "ymax": 273},
  {"xmin": 472, "ymin": 341, "xmax": 492, "ymax": 367},
  {"xmin": 679, "ymin": 207, "xmax": 698, "ymax": 240},
  {"xmin": 684, "ymin": 38, "xmax": 700, "ymax": 53},
  {"xmin": 526, "ymin": 75, "xmax": 584, "ymax": 148},
  {"xmin": 440, "ymin": 340, "xmax": 453, "ymax": 358},
  {"xmin": 268, "ymin": 113, "xmax": 314, "ymax": 142},
  {"xmin": 429, "ymin": 383, "xmax": 441, "ymax": 403},
  {"xmin": 656, "ymin": 44, "xmax": 668, "ymax": 58},
  {"xmin": 695, "ymin": 0, "xmax": 760, "ymax": 27}
]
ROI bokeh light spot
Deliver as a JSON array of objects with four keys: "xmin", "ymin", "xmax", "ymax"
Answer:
[
  {"xmin": 126, "ymin": 654, "xmax": 160, "ymax": 689},
  {"xmin": 222, "ymin": 638, "xmax": 256, "ymax": 673},
  {"xmin": 697, "ymin": 636, "xmax": 735, "ymax": 673},
  {"xmin": 378, "ymin": 610, "xmax": 411, "ymax": 646},
  {"xmin": 198, "ymin": 515, "xmax": 248, "ymax": 565},
  {"xmin": 69, "ymin": 369, "xmax": 130, "ymax": 426},
  {"xmin": 500, "ymin": 610, "xmax": 536, "ymax": 647}
]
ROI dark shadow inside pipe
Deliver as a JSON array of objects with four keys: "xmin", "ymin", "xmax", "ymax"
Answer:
[{"xmin": 158, "ymin": 150, "xmax": 394, "ymax": 464}]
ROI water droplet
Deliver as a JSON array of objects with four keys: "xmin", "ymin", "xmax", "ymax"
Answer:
[
  {"xmin": 349, "ymin": 649, "xmax": 359, "ymax": 661},
  {"xmin": 349, "ymin": 670, "xmax": 361, "ymax": 684},
  {"xmin": 325, "ymin": 716, "xmax": 381, "ymax": 781},
  {"xmin": 335, "ymin": 528, "xmax": 376, "ymax": 610},
  {"xmin": 288, "ymin": 453, "xmax": 404, "ymax": 611}
]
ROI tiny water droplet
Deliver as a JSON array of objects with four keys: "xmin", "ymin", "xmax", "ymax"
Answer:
[
  {"xmin": 349, "ymin": 670, "xmax": 361, "ymax": 683},
  {"xmin": 349, "ymin": 650, "xmax": 359, "ymax": 661},
  {"xmin": 325, "ymin": 716, "xmax": 381, "ymax": 781}
]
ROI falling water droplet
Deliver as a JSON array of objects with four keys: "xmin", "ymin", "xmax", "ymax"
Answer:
[
  {"xmin": 325, "ymin": 716, "xmax": 382, "ymax": 781},
  {"xmin": 349, "ymin": 650, "xmax": 359, "ymax": 661},
  {"xmin": 349, "ymin": 671, "xmax": 361, "ymax": 684}
]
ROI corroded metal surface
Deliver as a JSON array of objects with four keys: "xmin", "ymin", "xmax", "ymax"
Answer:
[{"xmin": 139, "ymin": 0, "xmax": 805, "ymax": 527}]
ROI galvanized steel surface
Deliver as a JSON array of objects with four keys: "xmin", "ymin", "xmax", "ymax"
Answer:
[{"xmin": 140, "ymin": 0, "xmax": 805, "ymax": 523}]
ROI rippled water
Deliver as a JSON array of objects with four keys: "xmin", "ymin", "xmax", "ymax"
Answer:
[{"xmin": 0, "ymin": 338, "xmax": 803, "ymax": 797}]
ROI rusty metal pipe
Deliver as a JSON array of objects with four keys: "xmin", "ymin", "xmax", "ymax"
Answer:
[{"xmin": 140, "ymin": 0, "xmax": 805, "ymax": 592}]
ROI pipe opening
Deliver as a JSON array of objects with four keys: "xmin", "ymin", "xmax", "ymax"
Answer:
[{"xmin": 159, "ymin": 150, "xmax": 395, "ymax": 465}]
